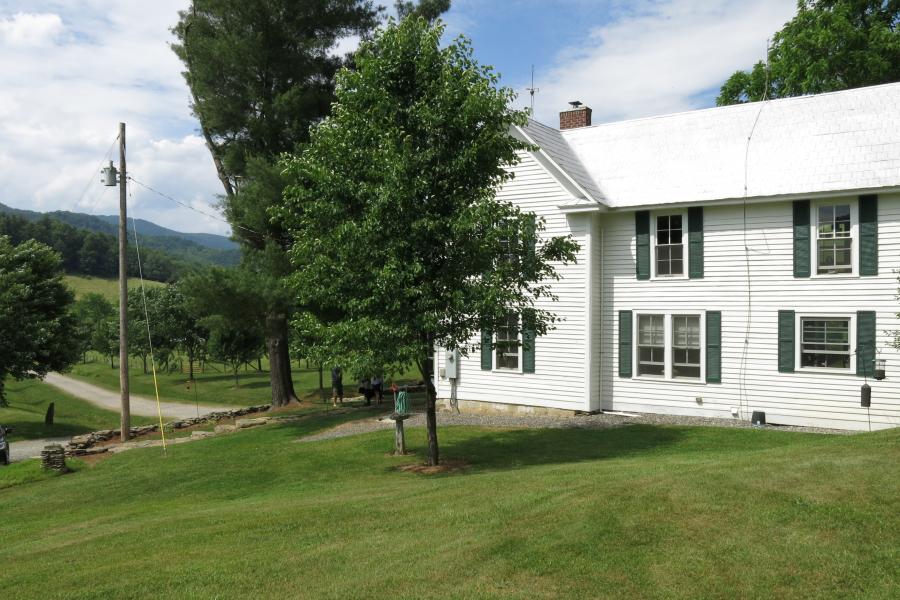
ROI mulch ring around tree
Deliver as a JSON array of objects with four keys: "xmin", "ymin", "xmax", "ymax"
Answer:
[{"xmin": 395, "ymin": 459, "xmax": 470, "ymax": 475}]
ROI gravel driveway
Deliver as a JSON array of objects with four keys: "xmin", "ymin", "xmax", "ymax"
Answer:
[
  {"xmin": 8, "ymin": 437, "xmax": 71, "ymax": 463},
  {"xmin": 299, "ymin": 409, "xmax": 855, "ymax": 443},
  {"xmin": 43, "ymin": 372, "xmax": 231, "ymax": 419}
]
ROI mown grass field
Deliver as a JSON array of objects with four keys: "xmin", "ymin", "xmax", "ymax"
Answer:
[
  {"xmin": 0, "ymin": 378, "xmax": 154, "ymax": 442},
  {"xmin": 1, "ymin": 409, "xmax": 897, "ymax": 599},
  {"xmin": 64, "ymin": 274, "xmax": 165, "ymax": 301},
  {"xmin": 69, "ymin": 353, "xmax": 421, "ymax": 407}
]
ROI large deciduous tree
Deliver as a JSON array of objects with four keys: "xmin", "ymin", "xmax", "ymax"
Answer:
[
  {"xmin": 170, "ymin": 0, "xmax": 381, "ymax": 407},
  {"xmin": 717, "ymin": 0, "xmax": 900, "ymax": 105},
  {"xmin": 277, "ymin": 17, "xmax": 578, "ymax": 465},
  {"xmin": 0, "ymin": 236, "xmax": 78, "ymax": 406}
]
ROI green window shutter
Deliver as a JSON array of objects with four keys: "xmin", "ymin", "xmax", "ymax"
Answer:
[
  {"xmin": 856, "ymin": 311, "xmax": 876, "ymax": 377},
  {"xmin": 688, "ymin": 207, "xmax": 704, "ymax": 279},
  {"xmin": 793, "ymin": 200, "xmax": 810, "ymax": 278},
  {"xmin": 635, "ymin": 211, "xmax": 650, "ymax": 280},
  {"xmin": 480, "ymin": 329, "xmax": 493, "ymax": 371},
  {"xmin": 706, "ymin": 311, "xmax": 721, "ymax": 383},
  {"xmin": 859, "ymin": 195, "xmax": 878, "ymax": 276},
  {"xmin": 522, "ymin": 309, "xmax": 536, "ymax": 374},
  {"xmin": 778, "ymin": 310, "xmax": 795, "ymax": 373},
  {"xmin": 618, "ymin": 310, "xmax": 633, "ymax": 377}
]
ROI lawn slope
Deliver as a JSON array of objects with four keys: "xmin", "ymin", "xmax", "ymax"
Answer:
[
  {"xmin": 0, "ymin": 378, "xmax": 153, "ymax": 441},
  {"xmin": 1, "ymin": 416, "xmax": 897, "ymax": 599}
]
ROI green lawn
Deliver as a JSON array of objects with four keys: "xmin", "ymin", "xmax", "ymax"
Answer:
[
  {"xmin": 1, "ymin": 412, "xmax": 897, "ymax": 599},
  {"xmin": 69, "ymin": 353, "xmax": 421, "ymax": 407},
  {"xmin": 0, "ymin": 378, "xmax": 153, "ymax": 442},
  {"xmin": 64, "ymin": 274, "xmax": 165, "ymax": 301}
]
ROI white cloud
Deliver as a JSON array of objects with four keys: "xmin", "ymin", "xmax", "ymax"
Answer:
[
  {"xmin": 527, "ymin": 0, "xmax": 796, "ymax": 124},
  {"xmin": 0, "ymin": 12, "xmax": 64, "ymax": 47},
  {"xmin": 0, "ymin": 1, "xmax": 230, "ymax": 234}
]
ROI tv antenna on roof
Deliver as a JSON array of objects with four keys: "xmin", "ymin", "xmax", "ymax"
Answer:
[{"xmin": 526, "ymin": 65, "xmax": 540, "ymax": 114}]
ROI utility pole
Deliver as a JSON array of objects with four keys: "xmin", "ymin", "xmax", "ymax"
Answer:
[{"xmin": 118, "ymin": 122, "xmax": 130, "ymax": 442}]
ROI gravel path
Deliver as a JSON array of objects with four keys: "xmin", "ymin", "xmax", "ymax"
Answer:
[
  {"xmin": 9, "ymin": 437, "xmax": 71, "ymax": 463},
  {"xmin": 300, "ymin": 409, "xmax": 855, "ymax": 443},
  {"xmin": 43, "ymin": 372, "xmax": 231, "ymax": 420}
]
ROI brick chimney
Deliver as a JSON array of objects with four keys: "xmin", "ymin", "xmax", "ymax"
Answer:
[{"xmin": 559, "ymin": 101, "xmax": 592, "ymax": 130}]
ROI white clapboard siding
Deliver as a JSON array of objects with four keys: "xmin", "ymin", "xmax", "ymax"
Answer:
[
  {"xmin": 600, "ymin": 193, "xmax": 900, "ymax": 430},
  {"xmin": 434, "ymin": 151, "xmax": 593, "ymax": 411}
]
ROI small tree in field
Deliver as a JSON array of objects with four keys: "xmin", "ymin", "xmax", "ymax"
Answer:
[
  {"xmin": 277, "ymin": 17, "xmax": 578, "ymax": 465},
  {"xmin": 0, "ymin": 236, "xmax": 78, "ymax": 406}
]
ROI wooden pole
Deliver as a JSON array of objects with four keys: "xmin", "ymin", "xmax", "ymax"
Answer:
[{"xmin": 118, "ymin": 122, "xmax": 130, "ymax": 442}]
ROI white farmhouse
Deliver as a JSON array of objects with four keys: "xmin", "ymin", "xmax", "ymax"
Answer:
[{"xmin": 435, "ymin": 82, "xmax": 900, "ymax": 431}]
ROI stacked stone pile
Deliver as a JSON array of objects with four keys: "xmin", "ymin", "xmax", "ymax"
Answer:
[
  {"xmin": 65, "ymin": 404, "xmax": 271, "ymax": 456},
  {"xmin": 41, "ymin": 444, "xmax": 68, "ymax": 472}
]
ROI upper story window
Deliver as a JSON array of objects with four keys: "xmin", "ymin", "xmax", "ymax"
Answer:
[
  {"xmin": 800, "ymin": 317, "xmax": 850, "ymax": 369},
  {"xmin": 655, "ymin": 214, "xmax": 684, "ymax": 277},
  {"xmin": 816, "ymin": 204, "xmax": 852, "ymax": 275},
  {"xmin": 495, "ymin": 313, "xmax": 520, "ymax": 370}
]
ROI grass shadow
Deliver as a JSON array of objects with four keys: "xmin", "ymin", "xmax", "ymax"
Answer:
[{"xmin": 419, "ymin": 424, "xmax": 686, "ymax": 474}]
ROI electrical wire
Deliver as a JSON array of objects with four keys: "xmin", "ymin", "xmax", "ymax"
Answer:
[
  {"xmin": 738, "ymin": 40, "xmax": 772, "ymax": 421},
  {"xmin": 127, "ymin": 175, "xmax": 259, "ymax": 236},
  {"xmin": 129, "ymin": 180, "xmax": 168, "ymax": 456},
  {"xmin": 70, "ymin": 132, "xmax": 120, "ymax": 214}
]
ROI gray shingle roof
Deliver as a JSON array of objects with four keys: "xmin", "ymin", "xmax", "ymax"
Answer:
[
  {"xmin": 518, "ymin": 119, "xmax": 606, "ymax": 203},
  {"xmin": 540, "ymin": 82, "xmax": 900, "ymax": 209}
]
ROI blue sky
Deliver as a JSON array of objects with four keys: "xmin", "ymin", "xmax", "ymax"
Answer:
[{"xmin": 0, "ymin": 1, "xmax": 797, "ymax": 234}]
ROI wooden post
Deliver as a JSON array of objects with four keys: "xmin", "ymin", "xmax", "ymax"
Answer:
[
  {"xmin": 118, "ymin": 122, "xmax": 130, "ymax": 442},
  {"xmin": 394, "ymin": 418, "xmax": 406, "ymax": 455}
]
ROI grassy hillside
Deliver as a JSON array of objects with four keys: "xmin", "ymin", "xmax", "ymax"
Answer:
[
  {"xmin": 64, "ymin": 275, "xmax": 165, "ymax": 301},
  {"xmin": 69, "ymin": 353, "xmax": 421, "ymax": 407},
  {"xmin": 0, "ymin": 378, "xmax": 153, "ymax": 441},
  {"xmin": 1, "ymin": 414, "xmax": 897, "ymax": 599}
]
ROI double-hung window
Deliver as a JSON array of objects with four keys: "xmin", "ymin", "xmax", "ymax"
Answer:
[
  {"xmin": 800, "ymin": 317, "xmax": 851, "ymax": 369},
  {"xmin": 637, "ymin": 314, "xmax": 665, "ymax": 376},
  {"xmin": 495, "ymin": 313, "xmax": 520, "ymax": 370},
  {"xmin": 672, "ymin": 315, "xmax": 701, "ymax": 378},
  {"xmin": 654, "ymin": 214, "xmax": 684, "ymax": 277},
  {"xmin": 635, "ymin": 312, "xmax": 704, "ymax": 380},
  {"xmin": 816, "ymin": 204, "xmax": 852, "ymax": 275}
]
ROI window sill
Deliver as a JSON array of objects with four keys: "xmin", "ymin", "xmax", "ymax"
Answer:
[
  {"xmin": 795, "ymin": 367, "xmax": 854, "ymax": 375},
  {"xmin": 809, "ymin": 272, "xmax": 858, "ymax": 279},
  {"xmin": 633, "ymin": 375, "xmax": 706, "ymax": 385},
  {"xmin": 492, "ymin": 368, "xmax": 523, "ymax": 375}
]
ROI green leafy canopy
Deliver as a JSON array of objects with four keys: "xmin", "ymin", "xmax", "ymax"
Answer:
[
  {"xmin": 276, "ymin": 16, "xmax": 579, "ymax": 370},
  {"xmin": 717, "ymin": 0, "xmax": 900, "ymax": 105}
]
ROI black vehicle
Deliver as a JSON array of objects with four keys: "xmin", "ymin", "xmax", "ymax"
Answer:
[{"xmin": 0, "ymin": 424, "xmax": 12, "ymax": 465}]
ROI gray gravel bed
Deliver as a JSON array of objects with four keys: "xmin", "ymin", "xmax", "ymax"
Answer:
[{"xmin": 298, "ymin": 409, "xmax": 855, "ymax": 443}]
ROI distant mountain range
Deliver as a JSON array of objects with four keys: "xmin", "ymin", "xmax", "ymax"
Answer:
[{"xmin": 0, "ymin": 202, "xmax": 240, "ymax": 267}]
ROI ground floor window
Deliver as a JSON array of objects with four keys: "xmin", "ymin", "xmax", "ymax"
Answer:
[
  {"xmin": 637, "ymin": 314, "xmax": 665, "ymax": 376},
  {"xmin": 672, "ymin": 315, "xmax": 701, "ymax": 378},
  {"xmin": 800, "ymin": 318, "xmax": 850, "ymax": 369},
  {"xmin": 635, "ymin": 312, "xmax": 704, "ymax": 380},
  {"xmin": 495, "ymin": 313, "xmax": 520, "ymax": 370}
]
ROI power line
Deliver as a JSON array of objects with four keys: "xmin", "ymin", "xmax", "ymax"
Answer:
[
  {"xmin": 70, "ymin": 132, "xmax": 120, "ymax": 214},
  {"xmin": 127, "ymin": 175, "xmax": 259, "ymax": 236}
]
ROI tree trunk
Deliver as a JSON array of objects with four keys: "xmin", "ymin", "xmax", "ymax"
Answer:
[
  {"xmin": 188, "ymin": 348, "xmax": 195, "ymax": 381},
  {"xmin": 142, "ymin": 355, "xmax": 148, "ymax": 375},
  {"xmin": 418, "ymin": 334, "xmax": 439, "ymax": 466},
  {"xmin": 233, "ymin": 364, "xmax": 240, "ymax": 388},
  {"xmin": 267, "ymin": 312, "xmax": 299, "ymax": 407},
  {"xmin": 318, "ymin": 364, "xmax": 324, "ymax": 403}
]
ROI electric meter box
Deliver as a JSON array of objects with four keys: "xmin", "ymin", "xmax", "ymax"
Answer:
[{"xmin": 444, "ymin": 349, "xmax": 459, "ymax": 379}]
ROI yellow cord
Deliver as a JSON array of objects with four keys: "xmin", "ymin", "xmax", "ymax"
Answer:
[{"xmin": 129, "ymin": 190, "xmax": 167, "ymax": 455}]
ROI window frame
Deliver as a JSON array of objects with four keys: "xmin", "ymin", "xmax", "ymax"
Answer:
[
  {"xmin": 493, "ymin": 312, "xmax": 522, "ymax": 373},
  {"xmin": 633, "ymin": 311, "xmax": 706, "ymax": 382},
  {"xmin": 650, "ymin": 210, "xmax": 689, "ymax": 280},
  {"xmin": 810, "ymin": 199, "xmax": 858, "ymax": 278},
  {"xmin": 795, "ymin": 312, "xmax": 856, "ymax": 374}
]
